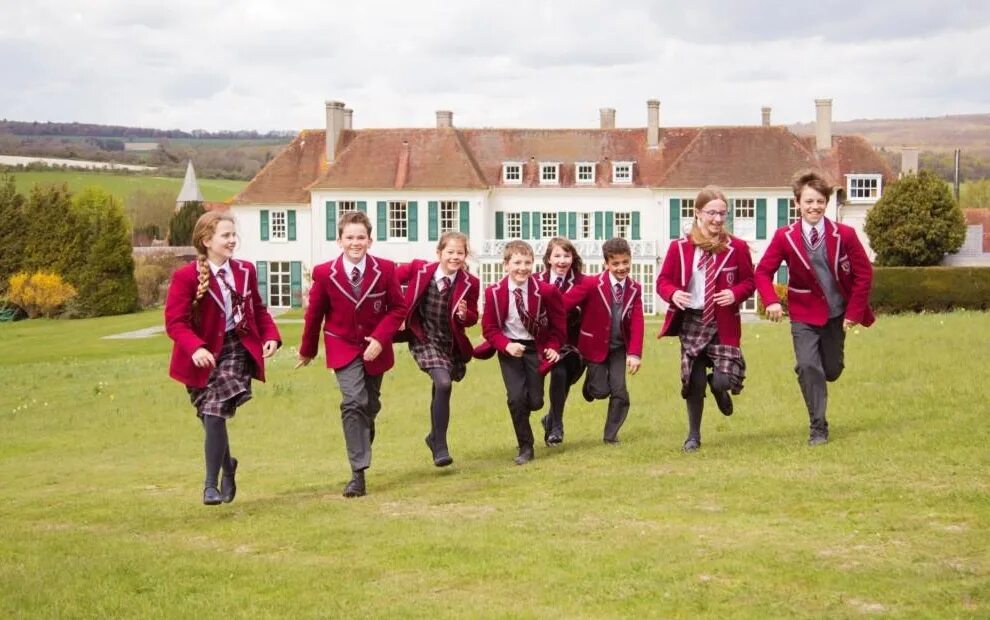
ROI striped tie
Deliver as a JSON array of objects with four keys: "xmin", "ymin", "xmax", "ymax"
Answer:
[
  {"xmin": 702, "ymin": 252, "xmax": 716, "ymax": 324},
  {"xmin": 350, "ymin": 266, "xmax": 361, "ymax": 296},
  {"xmin": 810, "ymin": 227, "xmax": 820, "ymax": 248},
  {"xmin": 513, "ymin": 287, "xmax": 539, "ymax": 337}
]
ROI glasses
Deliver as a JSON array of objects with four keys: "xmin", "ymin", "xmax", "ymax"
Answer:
[{"xmin": 699, "ymin": 210, "xmax": 728, "ymax": 219}]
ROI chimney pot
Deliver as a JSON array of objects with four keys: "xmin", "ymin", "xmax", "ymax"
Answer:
[
  {"xmin": 325, "ymin": 100, "xmax": 346, "ymax": 162},
  {"xmin": 900, "ymin": 146, "xmax": 919, "ymax": 177},
  {"xmin": 647, "ymin": 99, "xmax": 661, "ymax": 148},
  {"xmin": 815, "ymin": 98, "xmax": 833, "ymax": 150},
  {"xmin": 761, "ymin": 106, "xmax": 771, "ymax": 127},
  {"xmin": 436, "ymin": 110, "xmax": 453, "ymax": 128}
]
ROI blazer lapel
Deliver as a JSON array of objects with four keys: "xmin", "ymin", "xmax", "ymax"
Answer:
[
  {"xmin": 713, "ymin": 244, "xmax": 736, "ymax": 280},
  {"xmin": 208, "ymin": 268, "xmax": 225, "ymax": 313},
  {"xmin": 784, "ymin": 222, "xmax": 812, "ymax": 272},
  {"xmin": 356, "ymin": 256, "xmax": 383, "ymax": 307},
  {"xmin": 825, "ymin": 218, "xmax": 842, "ymax": 277},
  {"xmin": 329, "ymin": 256, "xmax": 358, "ymax": 305},
  {"xmin": 493, "ymin": 278, "xmax": 509, "ymax": 328},
  {"xmin": 232, "ymin": 259, "xmax": 250, "ymax": 297},
  {"xmin": 678, "ymin": 238, "xmax": 695, "ymax": 288},
  {"xmin": 450, "ymin": 269, "xmax": 471, "ymax": 319},
  {"xmin": 528, "ymin": 276, "xmax": 542, "ymax": 318},
  {"xmin": 596, "ymin": 272, "xmax": 613, "ymax": 317}
]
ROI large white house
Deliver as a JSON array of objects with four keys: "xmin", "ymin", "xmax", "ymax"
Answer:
[{"xmin": 230, "ymin": 99, "xmax": 894, "ymax": 313}]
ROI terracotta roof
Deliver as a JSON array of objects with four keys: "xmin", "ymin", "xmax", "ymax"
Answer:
[
  {"xmin": 832, "ymin": 135, "xmax": 897, "ymax": 186},
  {"xmin": 233, "ymin": 130, "xmax": 326, "ymax": 204},
  {"xmin": 963, "ymin": 208, "xmax": 990, "ymax": 252}
]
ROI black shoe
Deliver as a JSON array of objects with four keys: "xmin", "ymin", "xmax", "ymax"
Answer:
[
  {"xmin": 540, "ymin": 415, "xmax": 551, "ymax": 442},
  {"xmin": 808, "ymin": 433, "xmax": 829, "ymax": 447},
  {"xmin": 546, "ymin": 432, "xmax": 563, "ymax": 446},
  {"xmin": 220, "ymin": 458, "xmax": 237, "ymax": 504},
  {"xmin": 683, "ymin": 436, "xmax": 701, "ymax": 452},
  {"xmin": 582, "ymin": 382, "xmax": 594, "ymax": 402},
  {"xmin": 603, "ymin": 437, "xmax": 621, "ymax": 445},
  {"xmin": 425, "ymin": 435, "xmax": 454, "ymax": 467},
  {"xmin": 203, "ymin": 486, "xmax": 222, "ymax": 505},
  {"xmin": 343, "ymin": 471, "xmax": 366, "ymax": 497},
  {"xmin": 514, "ymin": 445, "xmax": 534, "ymax": 465},
  {"xmin": 708, "ymin": 375, "xmax": 733, "ymax": 416}
]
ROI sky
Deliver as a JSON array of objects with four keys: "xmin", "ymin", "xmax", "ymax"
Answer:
[{"xmin": 2, "ymin": 0, "xmax": 989, "ymax": 132}]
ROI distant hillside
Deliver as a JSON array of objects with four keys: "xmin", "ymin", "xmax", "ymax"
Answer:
[
  {"xmin": 0, "ymin": 120, "xmax": 296, "ymax": 140},
  {"xmin": 790, "ymin": 114, "xmax": 990, "ymax": 154}
]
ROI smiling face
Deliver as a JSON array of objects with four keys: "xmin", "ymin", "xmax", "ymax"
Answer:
[
  {"xmin": 548, "ymin": 244, "xmax": 573, "ymax": 277},
  {"xmin": 205, "ymin": 220, "xmax": 237, "ymax": 264},
  {"xmin": 437, "ymin": 238, "xmax": 467, "ymax": 275},
  {"xmin": 338, "ymin": 222, "xmax": 372, "ymax": 262},
  {"xmin": 796, "ymin": 185, "xmax": 827, "ymax": 225},
  {"xmin": 504, "ymin": 251, "xmax": 534, "ymax": 286},
  {"xmin": 696, "ymin": 198, "xmax": 729, "ymax": 238},
  {"xmin": 604, "ymin": 252, "xmax": 631, "ymax": 281}
]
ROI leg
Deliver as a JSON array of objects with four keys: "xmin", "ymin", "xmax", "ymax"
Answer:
[
  {"xmin": 683, "ymin": 352, "xmax": 709, "ymax": 451},
  {"xmin": 522, "ymin": 348, "xmax": 545, "ymax": 413},
  {"xmin": 603, "ymin": 349, "xmax": 630, "ymax": 443},
  {"xmin": 544, "ymin": 355, "xmax": 579, "ymax": 444},
  {"xmin": 426, "ymin": 368, "xmax": 454, "ymax": 466},
  {"xmin": 791, "ymin": 322, "xmax": 829, "ymax": 443},
  {"xmin": 498, "ymin": 352, "xmax": 535, "ymax": 463},
  {"xmin": 200, "ymin": 414, "xmax": 227, "ymax": 504},
  {"xmin": 334, "ymin": 358, "xmax": 374, "ymax": 473},
  {"xmin": 821, "ymin": 316, "xmax": 846, "ymax": 382}
]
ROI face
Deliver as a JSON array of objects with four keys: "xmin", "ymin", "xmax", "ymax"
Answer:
[
  {"xmin": 437, "ymin": 240, "xmax": 467, "ymax": 275},
  {"xmin": 504, "ymin": 252, "xmax": 534, "ymax": 286},
  {"xmin": 548, "ymin": 245, "xmax": 573, "ymax": 276},
  {"xmin": 604, "ymin": 253, "xmax": 631, "ymax": 281},
  {"xmin": 696, "ymin": 198, "xmax": 728, "ymax": 237},
  {"xmin": 796, "ymin": 186, "xmax": 827, "ymax": 225},
  {"xmin": 205, "ymin": 220, "xmax": 237, "ymax": 264},
  {"xmin": 338, "ymin": 222, "xmax": 372, "ymax": 262}
]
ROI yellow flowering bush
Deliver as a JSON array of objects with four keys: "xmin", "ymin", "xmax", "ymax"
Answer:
[{"xmin": 5, "ymin": 271, "xmax": 78, "ymax": 318}]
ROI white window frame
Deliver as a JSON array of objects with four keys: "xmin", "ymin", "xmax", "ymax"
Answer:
[
  {"xmin": 576, "ymin": 162, "xmax": 596, "ymax": 185},
  {"xmin": 580, "ymin": 213, "xmax": 592, "ymax": 239},
  {"xmin": 337, "ymin": 200, "xmax": 357, "ymax": 219},
  {"xmin": 612, "ymin": 161, "xmax": 633, "ymax": 184},
  {"xmin": 847, "ymin": 174, "xmax": 882, "ymax": 202},
  {"xmin": 505, "ymin": 212, "xmax": 522, "ymax": 239},
  {"xmin": 679, "ymin": 198, "xmax": 695, "ymax": 221},
  {"xmin": 542, "ymin": 212, "xmax": 558, "ymax": 239},
  {"xmin": 268, "ymin": 261, "xmax": 292, "ymax": 308},
  {"xmin": 502, "ymin": 162, "xmax": 523, "ymax": 185},
  {"xmin": 269, "ymin": 209, "xmax": 288, "ymax": 242},
  {"xmin": 732, "ymin": 198, "xmax": 756, "ymax": 219},
  {"xmin": 439, "ymin": 200, "xmax": 459, "ymax": 233},
  {"xmin": 388, "ymin": 201, "xmax": 408, "ymax": 241},
  {"xmin": 614, "ymin": 212, "xmax": 632, "ymax": 239},
  {"xmin": 540, "ymin": 162, "xmax": 560, "ymax": 185},
  {"xmin": 788, "ymin": 200, "xmax": 800, "ymax": 224}
]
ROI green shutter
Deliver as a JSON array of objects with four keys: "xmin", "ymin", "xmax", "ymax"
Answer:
[
  {"xmin": 669, "ymin": 199, "xmax": 680, "ymax": 239},
  {"xmin": 326, "ymin": 201, "xmax": 336, "ymax": 240},
  {"xmin": 532, "ymin": 212, "xmax": 541, "ymax": 240},
  {"xmin": 459, "ymin": 201, "xmax": 470, "ymax": 235},
  {"xmin": 376, "ymin": 201, "xmax": 387, "ymax": 241},
  {"xmin": 428, "ymin": 201, "xmax": 439, "ymax": 241},
  {"xmin": 605, "ymin": 211, "xmax": 614, "ymax": 239},
  {"xmin": 631, "ymin": 211, "xmax": 641, "ymax": 240},
  {"xmin": 287, "ymin": 209, "xmax": 297, "ymax": 241},
  {"xmin": 260, "ymin": 209, "xmax": 269, "ymax": 241},
  {"xmin": 567, "ymin": 212, "xmax": 577, "ymax": 238},
  {"xmin": 594, "ymin": 211, "xmax": 604, "ymax": 240},
  {"xmin": 357, "ymin": 201, "xmax": 367, "ymax": 213},
  {"xmin": 495, "ymin": 211, "xmax": 505, "ymax": 240},
  {"xmin": 777, "ymin": 198, "xmax": 790, "ymax": 228},
  {"xmin": 407, "ymin": 201, "xmax": 418, "ymax": 241},
  {"xmin": 756, "ymin": 198, "xmax": 767, "ymax": 239},
  {"xmin": 256, "ymin": 261, "xmax": 268, "ymax": 304},
  {"xmin": 521, "ymin": 212, "xmax": 531, "ymax": 239},
  {"xmin": 776, "ymin": 264, "xmax": 789, "ymax": 285},
  {"xmin": 727, "ymin": 200, "xmax": 734, "ymax": 231},
  {"xmin": 290, "ymin": 261, "xmax": 302, "ymax": 308},
  {"xmin": 557, "ymin": 211, "xmax": 567, "ymax": 236}
]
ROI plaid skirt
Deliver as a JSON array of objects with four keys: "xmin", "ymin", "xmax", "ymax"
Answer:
[
  {"xmin": 678, "ymin": 311, "xmax": 746, "ymax": 398},
  {"xmin": 409, "ymin": 282, "xmax": 467, "ymax": 382},
  {"xmin": 187, "ymin": 331, "xmax": 253, "ymax": 419}
]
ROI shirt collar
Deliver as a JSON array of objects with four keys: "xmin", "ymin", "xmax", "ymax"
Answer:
[
  {"xmin": 208, "ymin": 260, "xmax": 231, "ymax": 277},
  {"xmin": 608, "ymin": 272, "xmax": 626, "ymax": 289},
  {"xmin": 801, "ymin": 219, "xmax": 824, "ymax": 239},
  {"xmin": 508, "ymin": 278, "xmax": 528, "ymax": 293},
  {"xmin": 434, "ymin": 266, "xmax": 454, "ymax": 283},
  {"xmin": 343, "ymin": 256, "xmax": 367, "ymax": 274}
]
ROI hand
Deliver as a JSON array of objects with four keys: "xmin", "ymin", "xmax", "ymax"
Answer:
[
  {"xmin": 544, "ymin": 348, "xmax": 560, "ymax": 364},
  {"xmin": 671, "ymin": 290, "xmax": 692, "ymax": 310},
  {"xmin": 363, "ymin": 337, "xmax": 383, "ymax": 361},
  {"xmin": 843, "ymin": 319, "xmax": 857, "ymax": 331},
  {"xmin": 294, "ymin": 355, "xmax": 313, "ymax": 369},
  {"xmin": 713, "ymin": 289, "xmax": 736, "ymax": 307},
  {"xmin": 262, "ymin": 340, "xmax": 279, "ymax": 358},
  {"xmin": 765, "ymin": 303, "xmax": 783, "ymax": 322},
  {"xmin": 192, "ymin": 347, "xmax": 216, "ymax": 369},
  {"xmin": 455, "ymin": 299, "xmax": 468, "ymax": 321},
  {"xmin": 505, "ymin": 342, "xmax": 526, "ymax": 357},
  {"xmin": 626, "ymin": 356, "xmax": 641, "ymax": 375}
]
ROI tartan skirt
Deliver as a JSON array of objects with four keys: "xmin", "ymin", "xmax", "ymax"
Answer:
[
  {"xmin": 678, "ymin": 311, "xmax": 746, "ymax": 398},
  {"xmin": 409, "ymin": 282, "xmax": 467, "ymax": 382},
  {"xmin": 187, "ymin": 331, "xmax": 254, "ymax": 419}
]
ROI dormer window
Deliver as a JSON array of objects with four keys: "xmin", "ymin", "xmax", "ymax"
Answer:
[
  {"xmin": 846, "ymin": 174, "xmax": 882, "ymax": 202},
  {"xmin": 540, "ymin": 162, "xmax": 560, "ymax": 185},
  {"xmin": 576, "ymin": 162, "xmax": 596, "ymax": 185},
  {"xmin": 612, "ymin": 161, "xmax": 633, "ymax": 184},
  {"xmin": 502, "ymin": 162, "xmax": 523, "ymax": 184}
]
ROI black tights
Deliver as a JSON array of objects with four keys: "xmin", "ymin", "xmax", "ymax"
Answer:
[
  {"xmin": 201, "ymin": 415, "xmax": 234, "ymax": 487},
  {"xmin": 685, "ymin": 354, "xmax": 732, "ymax": 440},
  {"xmin": 428, "ymin": 368, "xmax": 453, "ymax": 450}
]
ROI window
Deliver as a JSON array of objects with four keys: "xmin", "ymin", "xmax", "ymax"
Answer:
[
  {"xmin": 542, "ymin": 212, "xmax": 558, "ymax": 239},
  {"xmin": 503, "ymin": 163, "xmax": 522, "ymax": 184},
  {"xmin": 388, "ymin": 201, "xmax": 408, "ymax": 240},
  {"xmin": 731, "ymin": 198, "xmax": 756, "ymax": 238},
  {"xmin": 338, "ymin": 200, "xmax": 357, "ymax": 218},
  {"xmin": 732, "ymin": 198, "xmax": 756, "ymax": 219},
  {"xmin": 268, "ymin": 261, "xmax": 291, "ymax": 307},
  {"xmin": 612, "ymin": 161, "xmax": 633, "ymax": 184},
  {"xmin": 505, "ymin": 212, "xmax": 522, "ymax": 238},
  {"xmin": 580, "ymin": 213, "xmax": 592, "ymax": 239},
  {"xmin": 540, "ymin": 163, "xmax": 559, "ymax": 185},
  {"xmin": 847, "ymin": 174, "xmax": 882, "ymax": 201},
  {"xmin": 629, "ymin": 263, "xmax": 656, "ymax": 314},
  {"xmin": 614, "ymin": 212, "xmax": 632, "ymax": 239},
  {"xmin": 270, "ymin": 210, "xmax": 287, "ymax": 241},
  {"xmin": 576, "ymin": 162, "xmax": 595, "ymax": 184},
  {"xmin": 440, "ymin": 200, "xmax": 459, "ymax": 232},
  {"xmin": 680, "ymin": 199, "xmax": 695, "ymax": 221},
  {"xmin": 789, "ymin": 200, "xmax": 800, "ymax": 223}
]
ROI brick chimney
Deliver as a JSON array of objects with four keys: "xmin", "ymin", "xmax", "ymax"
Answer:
[
  {"xmin": 436, "ymin": 110, "xmax": 453, "ymax": 128},
  {"xmin": 600, "ymin": 108, "xmax": 616, "ymax": 129},
  {"xmin": 325, "ymin": 100, "xmax": 345, "ymax": 162},
  {"xmin": 647, "ymin": 99, "xmax": 660, "ymax": 148},
  {"xmin": 815, "ymin": 98, "xmax": 832, "ymax": 150},
  {"xmin": 761, "ymin": 106, "xmax": 771, "ymax": 127},
  {"xmin": 900, "ymin": 146, "xmax": 919, "ymax": 177},
  {"xmin": 344, "ymin": 108, "xmax": 353, "ymax": 130}
]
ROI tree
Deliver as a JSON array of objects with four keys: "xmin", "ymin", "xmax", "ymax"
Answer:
[
  {"xmin": 69, "ymin": 187, "xmax": 139, "ymax": 316},
  {"xmin": 168, "ymin": 201, "xmax": 205, "ymax": 245},
  {"xmin": 21, "ymin": 183, "xmax": 85, "ymax": 278},
  {"xmin": 0, "ymin": 174, "xmax": 26, "ymax": 295},
  {"xmin": 865, "ymin": 170, "xmax": 967, "ymax": 266}
]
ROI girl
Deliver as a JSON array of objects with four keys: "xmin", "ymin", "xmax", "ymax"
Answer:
[
  {"xmin": 539, "ymin": 237, "xmax": 586, "ymax": 446},
  {"xmin": 656, "ymin": 186, "xmax": 755, "ymax": 452},
  {"xmin": 164, "ymin": 212, "xmax": 281, "ymax": 504},
  {"xmin": 397, "ymin": 231, "xmax": 480, "ymax": 467}
]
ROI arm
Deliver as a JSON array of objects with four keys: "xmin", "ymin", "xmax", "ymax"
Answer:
[
  {"xmin": 627, "ymin": 287, "xmax": 645, "ymax": 360},
  {"xmin": 456, "ymin": 275, "xmax": 480, "ymax": 328},
  {"xmin": 370, "ymin": 264, "xmax": 409, "ymax": 344},
  {"xmin": 164, "ymin": 266, "xmax": 208, "ymax": 359},
  {"xmin": 754, "ymin": 231, "xmax": 786, "ymax": 306},
  {"xmin": 298, "ymin": 267, "xmax": 329, "ymax": 360},
  {"xmin": 843, "ymin": 230, "xmax": 874, "ymax": 326},
  {"xmin": 728, "ymin": 241, "xmax": 756, "ymax": 304},
  {"xmin": 656, "ymin": 243, "xmax": 683, "ymax": 302},
  {"xmin": 543, "ymin": 286, "xmax": 566, "ymax": 354},
  {"xmin": 562, "ymin": 279, "xmax": 588, "ymax": 313},
  {"xmin": 247, "ymin": 262, "xmax": 282, "ymax": 352},
  {"xmin": 481, "ymin": 288, "xmax": 512, "ymax": 353}
]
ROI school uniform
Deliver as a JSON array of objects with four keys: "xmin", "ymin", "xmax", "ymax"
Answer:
[
  {"xmin": 299, "ymin": 254, "xmax": 407, "ymax": 473},
  {"xmin": 539, "ymin": 270, "xmax": 587, "ymax": 444},
  {"xmin": 563, "ymin": 272, "xmax": 644, "ymax": 443},
  {"xmin": 754, "ymin": 218, "xmax": 875, "ymax": 442},
  {"xmin": 479, "ymin": 275, "xmax": 565, "ymax": 457}
]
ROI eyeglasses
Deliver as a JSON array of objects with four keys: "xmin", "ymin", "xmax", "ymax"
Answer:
[{"xmin": 699, "ymin": 210, "xmax": 728, "ymax": 219}]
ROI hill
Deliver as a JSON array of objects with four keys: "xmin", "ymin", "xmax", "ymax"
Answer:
[{"xmin": 789, "ymin": 113, "xmax": 990, "ymax": 154}]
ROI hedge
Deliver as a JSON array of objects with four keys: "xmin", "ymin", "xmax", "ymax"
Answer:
[{"xmin": 871, "ymin": 267, "xmax": 990, "ymax": 313}]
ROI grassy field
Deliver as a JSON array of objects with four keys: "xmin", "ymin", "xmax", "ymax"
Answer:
[
  {"xmin": 0, "ymin": 311, "xmax": 987, "ymax": 618},
  {"xmin": 6, "ymin": 170, "xmax": 247, "ymax": 203}
]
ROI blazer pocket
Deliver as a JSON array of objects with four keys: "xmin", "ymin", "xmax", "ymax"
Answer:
[
  {"xmin": 787, "ymin": 286, "xmax": 811, "ymax": 294},
  {"xmin": 721, "ymin": 266, "xmax": 738, "ymax": 272},
  {"xmin": 366, "ymin": 291, "xmax": 386, "ymax": 298},
  {"xmin": 324, "ymin": 329, "xmax": 341, "ymax": 338}
]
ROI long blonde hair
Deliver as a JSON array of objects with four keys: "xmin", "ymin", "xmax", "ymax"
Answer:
[
  {"xmin": 690, "ymin": 185, "xmax": 731, "ymax": 254},
  {"xmin": 190, "ymin": 211, "xmax": 236, "ymax": 315}
]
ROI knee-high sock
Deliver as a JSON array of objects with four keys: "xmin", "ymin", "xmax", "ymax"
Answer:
[
  {"xmin": 428, "ymin": 368, "xmax": 453, "ymax": 450},
  {"xmin": 201, "ymin": 415, "xmax": 229, "ymax": 487}
]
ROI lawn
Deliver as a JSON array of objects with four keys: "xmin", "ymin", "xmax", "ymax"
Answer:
[
  {"xmin": 7, "ymin": 170, "xmax": 247, "ymax": 203},
  {"xmin": 0, "ymin": 310, "xmax": 987, "ymax": 618}
]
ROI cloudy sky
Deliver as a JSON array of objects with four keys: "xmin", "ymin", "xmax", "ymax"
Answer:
[{"xmin": 2, "ymin": 0, "xmax": 988, "ymax": 132}]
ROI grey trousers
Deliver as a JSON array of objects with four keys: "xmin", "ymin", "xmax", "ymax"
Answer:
[
  {"xmin": 333, "ymin": 357, "xmax": 383, "ymax": 472},
  {"xmin": 497, "ymin": 347, "xmax": 544, "ymax": 449},
  {"xmin": 585, "ymin": 347, "xmax": 630, "ymax": 442},
  {"xmin": 791, "ymin": 316, "xmax": 845, "ymax": 435}
]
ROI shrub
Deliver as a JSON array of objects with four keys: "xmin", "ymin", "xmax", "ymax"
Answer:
[
  {"xmin": 871, "ymin": 267, "xmax": 990, "ymax": 313},
  {"xmin": 5, "ymin": 271, "xmax": 77, "ymax": 318},
  {"xmin": 757, "ymin": 283, "xmax": 789, "ymax": 317},
  {"xmin": 169, "ymin": 201, "xmax": 205, "ymax": 246},
  {"xmin": 134, "ymin": 251, "xmax": 185, "ymax": 308}
]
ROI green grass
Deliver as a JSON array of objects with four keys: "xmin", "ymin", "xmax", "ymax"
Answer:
[
  {"xmin": 1, "ymin": 311, "xmax": 988, "ymax": 618},
  {"xmin": 7, "ymin": 170, "xmax": 246, "ymax": 203}
]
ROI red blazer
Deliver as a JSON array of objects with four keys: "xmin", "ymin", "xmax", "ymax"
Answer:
[
  {"xmin": 299, "ymin": 254, "xmax": 407, "ymax": 374},
  {"xmin": 540, "ymin": 270, "xmax": 586, "ymax": 348},
  {"xmin": 397, "ymin": 259, "xmax": 480, "ymax": 361},
  {"xmin": 478, "ymin": 276, "xmax": 566, "ymax": 368},
  {"xmin": 165, "ymin": 259, "xmax": 281, "ymax": 389},
  {"xmin": 563, "ymin": 272, "xmax": 645, "ymax": 363},
  {"xmin": 656, "ymin": 235, "xmax": 755, "ymax": 347},
  {"xmin": 755, "ymin": 219, "xmax": 875, "ymax": 327}
]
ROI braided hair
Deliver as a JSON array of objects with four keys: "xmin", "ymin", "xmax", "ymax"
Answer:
[{"xmin": 190, "ymin": 211, "xmax": 236, "ymax": 321}]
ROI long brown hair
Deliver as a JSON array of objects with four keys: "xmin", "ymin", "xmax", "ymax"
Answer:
[
  {"xmin": 542, "ymin": 237, "xmax": 584, "ymax": 275},
  {"xmin": 438, "ymin": 230, "xmax": 472, "ymax": 274},
  {"xmin": 690, "ymin": 185, "xmax": 731, "ymax": 254},
  {"xmin": 190, "ymin": 211, "xmax": 236, "ymax": 317}
]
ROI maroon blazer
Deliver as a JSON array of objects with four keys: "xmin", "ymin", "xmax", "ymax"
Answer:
[
  {"xmin": 397, "ymin": 259, "xmax": 479, "ymax": 361},
  {"xmin": 165, "ymin": 259, "xmax": 281, "ymax": 389},
  {"xmin": 656, "ymin": 235, "xmax": 755, "ymax": 347},
  {"xmin": 562, "ymin": 272, "xmax": 645, "ymax": 364},
  {"xmin": 477, "ymin": 276, "xmax": 566, "ymax": 370},
  {"xmin": 299, "ymin": 254, "xmax": 407, "ymax": 374},
  {"xmin": 755, "ymin": 219, "xmax": 875, "ymax": 327},
  {"xmin": 540, "ymin": 269, "xmax": 586, "ymax": 348}
]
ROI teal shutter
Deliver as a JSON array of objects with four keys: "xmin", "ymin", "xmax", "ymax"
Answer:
[
  {"xmin": 669, "ymin": 199, "xmax": 680, "ymax": 239},
  {"xmin": 777, "ymin": 198, "xmax": 790, "ymax": 228},
  {"xmin": 631, "ymin": 211, "xmax": 641, "ymax": 240},
  {"xmin": 776, "ymin": 265, "xmax": 789, "ymax": 285},
  {"xmin": 287, "ymin": 210, "xmax": 297, "ymax": 241},
  {"xmin": 428, "ymin": 201, "xmax": 439, "ymax": 241},
  {"xmin": 567, "ymin": 212, "xmax": 577, "ymax": 238},
  {"xmin": 326, "ymin": 201, "xmax": 336, "ymax": 240},
  {"xmin": 407, "ymin": 201, "xmax": 418, "ymax": 241},
  {"xmin": 459, "ymin": 201, "xmax": 470, "ymax": 235},
  {"xmin": 521, "ymin": 212, "xmax": 531, "ymax": 239},
  {"xmin": 727, "ymin": 200, "xmax": 734, "ymax": 231},
  {"xmin": 260, "ymin": 210, "xmax": 269, "ymax": 241},
  {"xmin": 357, "ymin": 201, "xmax": 367, "ymax": 213},
  {"xmin": 256, "ymin": 261, "xmax": 268, "ymax": 305},
  {"xmin": 290, "ymin": 261, "xmax": 302, "ymax": 307},
  {"xmin": 594, "ymin": 211, "xmax": 604, "ymax": 240},
  {"xmin": 756, "ymin": 198, "xmax": 767, "ymax": 239},
  {"xmin": 376, "ymin": 201, "xmax": 387, "ymax": 241},
  {"xmin": 495, "ymin": 211, "xmax": 505, "ymax": 240},
  {"xmin": 605, "ymin": 211, "xmax": 614, "ymax": 239},
  {"xmin": 557, "ymin": 211, "xmax": 567, "ymax": 236},
  {"xmin": 532, "ymin": 212, "xmax": 541, "ymax": 240}
]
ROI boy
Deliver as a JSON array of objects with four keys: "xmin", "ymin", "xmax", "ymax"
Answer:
[
  {"xmin": 755, "ymin": 170, "xmax": 874, "ymax": 446},
  {"xmin": 564, "ymin": 237, "xmax": 644, "ymax": 444},
  {"xmin": 298, "ymin": 211, "xmax": 407, "ymax": 496},
  {"xmin": 477, "ymin": 240, "xmax": 565, "ymax": 465}
]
